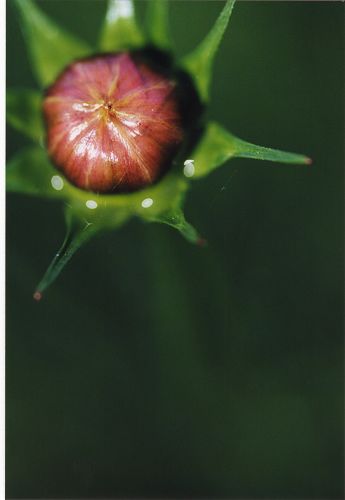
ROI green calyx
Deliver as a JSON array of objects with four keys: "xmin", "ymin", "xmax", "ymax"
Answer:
[{"xmin": 7, "ymin": 0, "xmax": 311, "ymax": 298}]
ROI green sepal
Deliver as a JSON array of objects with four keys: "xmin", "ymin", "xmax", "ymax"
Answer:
[
  {"xmin": 145, "ymin": 208, "xmax": 201, "ymax": 245},
  {"xmin": 33, "ymin": 206, "xmax": 105, "ymax": 300},
  {"xmin": 145, "ymin": 0, "xmax": 172, "ymax": 51},
  {"xmin": 13, "ymin": 0, "xmax": 91, "ymax": 87},
  {"xmin": 181, "ymin": 0, "xmax": 235, "ymax": 102},
  {"xmin": 99, "ymin": 0, "xmax": 144, "ymax": 52},
  {"xmin": 191, "ymin": 122, "xmax": 311, "ymax": 178},
  {"xmin": 6, "ymin": 129, "xmax": 308, "ymax": 296},
  {"xmin": 6, "ymin": 144, "xmax": 190, "ymax": 210},
  {"xmin": 6, "ymin": 143, "xmax": 199, "ymax": 291},
  {"xmin": 29, "ymin": 169, "xmax": 193, "ymax": 295},
  {"xmin": 6, "ymin": 89, "xmax": 44, "ymax": 144},
  {"xmin": 6, "ymin": 146, "xmax": 66, "ymax": 199}
]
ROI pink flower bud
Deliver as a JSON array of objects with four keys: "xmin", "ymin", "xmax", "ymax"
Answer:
[{"xmin": 43, "ymin": 52, "xmax": 185, "ymax": 193}]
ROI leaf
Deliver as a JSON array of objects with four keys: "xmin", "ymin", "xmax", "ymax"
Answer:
[
  {"xmin": 13, "ymin": 0, "xmax": 91, "ymax": 87},
  {"xmin": 6, "ymin": 88, "xmax": 44, "ymax": 143},
  {"xmin": 145, "ymin": 0, "xmax": 172, "ymax": 50},
  {"xmin": 181, "ymin": 0, "xmax": 236, "ymax": 102},
  {"xmin": 190, "ymin": 122, "xmax": 311, "ymax": 179},
  {"xmin": 99, "ymin": 0, "xmax": 144, "ymax": 52}
]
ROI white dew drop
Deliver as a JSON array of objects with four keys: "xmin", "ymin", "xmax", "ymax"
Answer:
[
  {"xmin": 51, "ymin": 175, "xmax": 64, "ymax": 191},
  {"xmin": 183, "ymin": 159, "xmax": 195, "ymax": 178},
  {"xmin": 86, "ymin": 200, "xmax": 98, "ymax": 210},
  {"xmin": 141, "ymin": 198, "xmax": 154, "ymax": 209}
]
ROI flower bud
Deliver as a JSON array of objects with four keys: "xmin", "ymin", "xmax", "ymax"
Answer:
[{"xmin": 43, "ymin": 52, "xmax": 186, "ymax": 193}]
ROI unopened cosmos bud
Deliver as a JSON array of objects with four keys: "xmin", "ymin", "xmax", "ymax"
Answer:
[{"xmin": 43, "ymin": 52, "xmax": 185, "ymax": 193}]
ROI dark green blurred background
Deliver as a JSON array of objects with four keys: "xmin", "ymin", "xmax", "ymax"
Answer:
[{"xmin": 6, "ymin": 1, "xmax": 344, "ymax": 498}]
